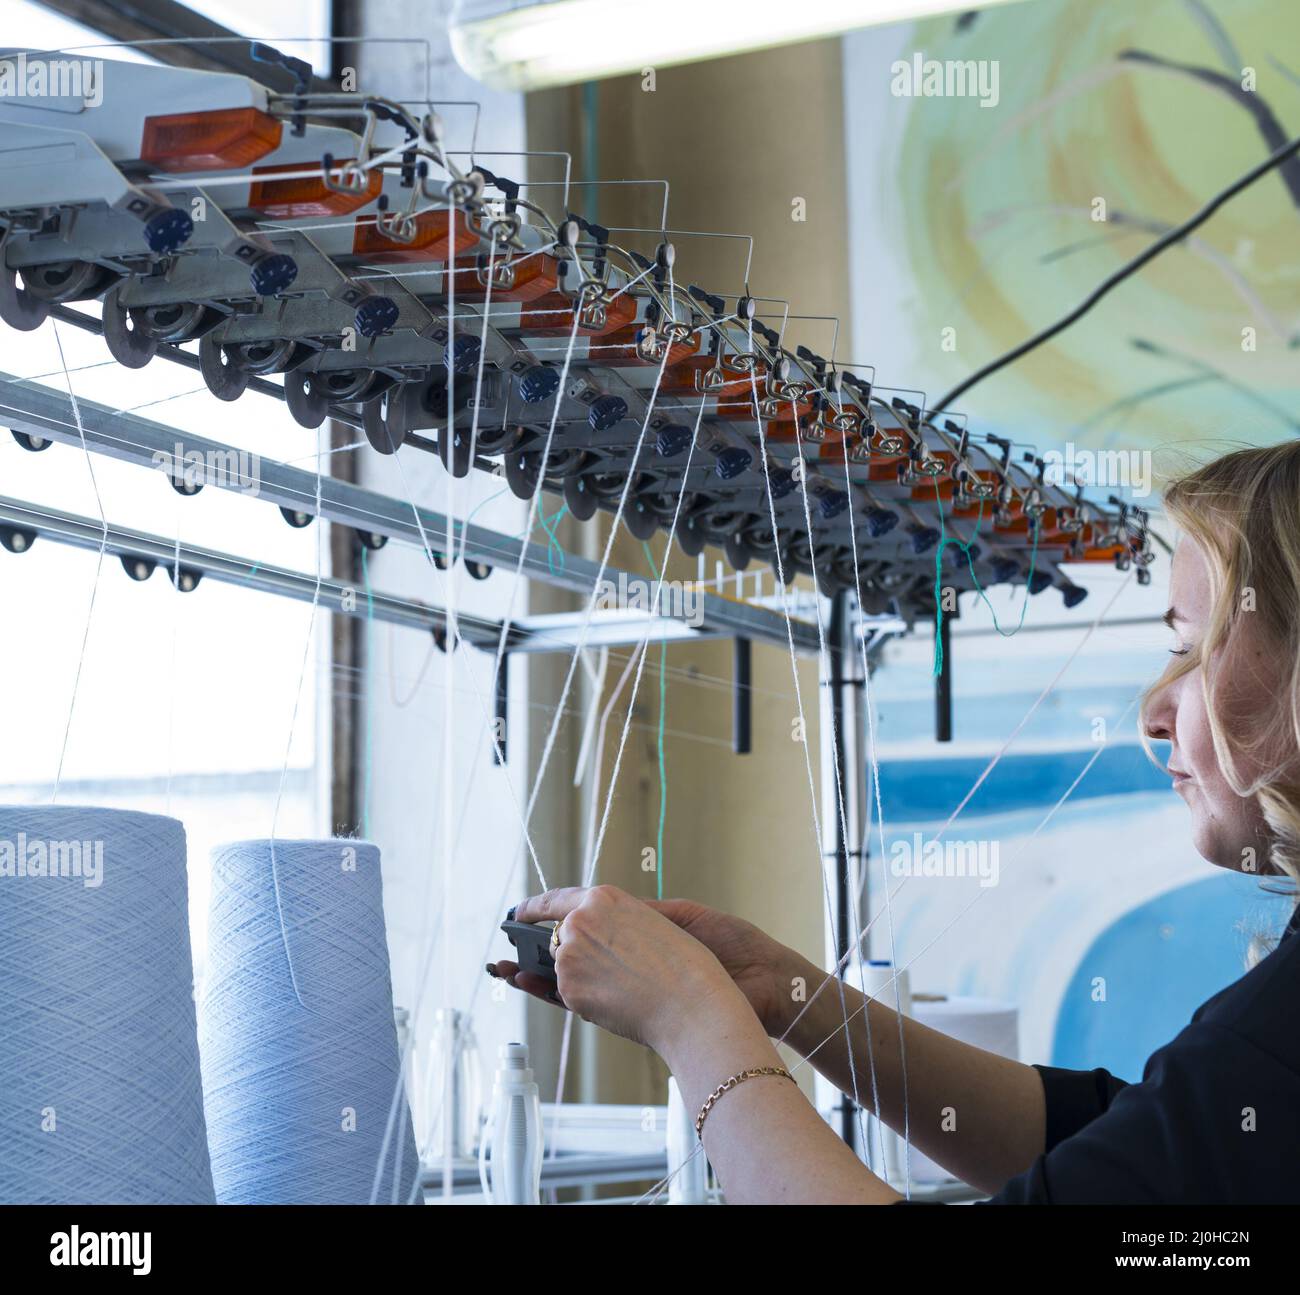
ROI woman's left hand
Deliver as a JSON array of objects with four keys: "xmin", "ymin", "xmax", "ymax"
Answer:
[{"xmin": 488, "ymin": 885, "xmax": 748, "ymax": 1054}]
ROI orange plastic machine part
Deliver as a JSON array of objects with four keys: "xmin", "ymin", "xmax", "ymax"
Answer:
[
  {"xmin": 352, "ymin": 209, "xmax": 479, "ymax": 264},
  {"xmin": 518, "ymin": 289, "xmax": 638, "ymax": 337},
  {"xmin": 830, "ymin": 454, "xmax": 909, "ymax": 483},
  {"xmin": 737, "ymin": 396, "xmax": 817, "ymax": 434},
  {"xmin": 448, "ymin": 251, "xmax": 560, "ymax": 303},
  {"xmin": 248, "ymin": 158, "xmax": 382, "ymax": 219},
  {"xmin": 141, "ymin": 107, "xmax": 283, "ymax": 172},
  {"xmin": 596, "ymin": 322, "xmax": 700, "ymax": 366},
  {"xmin": 907, "ymin": 451, "xmax": 958, "ymax": 500},
  {"xmin": 872, "ymin": 455, "xmax": 914, "ymax": 482},
  {"xmin": 660, "ymin": 354, "xmax": 765, "ymax": 399},
  {"xmin": 994, "ymin": 507, "xmax": 1059, "ymax": 536},
  {"xmin": 1079, "ymin": 538, "xmax": 1128, "ymax": 562}
]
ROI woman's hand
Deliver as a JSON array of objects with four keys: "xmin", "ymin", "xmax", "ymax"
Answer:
[
  {"xmin": 488, "ymin": 889, "xmax": 904, "ymax": 1204},
  {"xmin": 644, "ymin": 898, "xmax": 805, "ymax": 1037},
  {"xmin": 488, "ymin": 885, "xmax": 755, "ymax": 1054}
]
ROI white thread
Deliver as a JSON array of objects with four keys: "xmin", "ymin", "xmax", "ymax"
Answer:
[
  {"xmin": 49, "ymin": 323, "xmax": 108, "ymax": 802},
  {"xmin": 572, "ymin": 647, "xmax": 611, "ymax": 788},
  {"xmin": 794, "ymin": 682, "xmax": 1148, "ymax": 1076},
  {"xmin": 740, "ymin": 322, "xmax": 864, "ymax": 1158},
  {"xmin": 441, "ymin": 202, "xmax": 459, "ymax": 1203},
  {"xmin": 582, "ymin": 646, "xmax": 642, "ymax": 878},
  {"xmin": 837, "ymin": 410, "xmax": 906, "ymax": 1183},
  {"xmin": 583, "ymin": 393, "xmax": 706, "ymax": 881},
  {"xmin": 514, "ymin": 341, "xmax": 674, "ymax": 869},
  {"xmin": 780, "ymin": 573, "xmax": 1137, "ymax": 1061},
  {"xmin": 267, "ymin": 429, "xmax": 325, "ymax": 1010},
  {"xmin": 785, "ymin": 405, "xmax": 870, "ymax": 1164},
  {"xmin": 636, "ymin": 561, "xmax": 1137, "ymax": 1205}
]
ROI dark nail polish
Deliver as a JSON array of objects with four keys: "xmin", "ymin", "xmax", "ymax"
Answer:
[
  {"xmin": 506, "ymin": 906, "xmax": 517, "ymax": 922},
  {"xmin": 485, "ymin": 963, "xmax": 500, "ymax": 978}
]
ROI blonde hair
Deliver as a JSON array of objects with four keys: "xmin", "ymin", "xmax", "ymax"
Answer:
[{"xmin": 1141, "ymin": 442, "xmax": 1300, "ymax": 938}]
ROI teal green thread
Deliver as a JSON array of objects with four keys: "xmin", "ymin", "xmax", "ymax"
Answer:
[
  {"xmin": 538, "ymin": 503, "xmax": 568, "ymax": 575},
  {"xmin": 932, "ymin": 484, "xmax": 1040, "ymax": 677},
  {"xmin": 514, "ymin": 501, "xmax": 568, "ymax": 575},
  {"xmin": 464, "ymin": 486, "xmax": 509, "ymax": 529}
]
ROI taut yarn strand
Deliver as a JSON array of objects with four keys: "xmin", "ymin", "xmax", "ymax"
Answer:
[
  {"xmin": 199, "ymin": 839, "xmax": 418, "ymax": 1204},
  {"xmin": 0, "ymin": 805, "xmax": 215, "ymax": 1204}
]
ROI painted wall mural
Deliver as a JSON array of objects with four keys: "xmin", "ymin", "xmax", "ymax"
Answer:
[{"xmin": 846, "ymin": 0, "xmax": 1300, "ymax": 475}]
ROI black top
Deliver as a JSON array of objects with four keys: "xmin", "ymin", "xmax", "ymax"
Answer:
[{"xmin": 978, "ymin": 904, "xmax": 1300, "ymax": 1204}]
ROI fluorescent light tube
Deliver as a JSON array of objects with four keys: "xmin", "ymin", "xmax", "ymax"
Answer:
[{"xmin": 451, "ymin": 0, "xmax": 1019, "ymax": 91}]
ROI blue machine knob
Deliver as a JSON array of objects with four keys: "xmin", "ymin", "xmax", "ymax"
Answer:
[
  {"xmin": 143, "ymin": 207, "xmax": 193, "ymax": 254},
  {"xmin": 818, "ymin": 489, "xmax": 849, "ymax": 520},
  {"xmin": 768, "ymin": 467, "xmax": 796, "ymax": 500},
  {"xmin": 447, "ymin": 334, "xmax": 481, "ymax": 375},
  {"xmin": 715, "ymin": 446, "xmax": 753, "ymax": 480},
  {"xmin": 656, "ymin": 423, "xmax": 693, "ymax": 458},
  {"xmin": 519, "ymin": 365, "xmax": 561, "ymax": 404},
  {"xmin": 588, "ymin": 394, "xmax": 628, "ymax": 432},
  {"xmin": 250, "ymin": 253, "xmax": 298, "ymax": 296},
  {"xmin": 909, "ymin": 525, "xmax": 940, "ymax": 554},
  {"xmin": 355, "ymin": 295, "xmax": 399, "ymax": 338},
  {"xmin": 865, "ymin": 507, "xmax": 898, "ymax": 538}
]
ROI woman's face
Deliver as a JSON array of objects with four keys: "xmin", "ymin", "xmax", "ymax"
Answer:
[{"xmin": 1144, "ymin": 539, "xmax": 1274, "ymax": 873}]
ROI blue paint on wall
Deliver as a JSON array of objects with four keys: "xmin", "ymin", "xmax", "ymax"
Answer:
[
  {"xmin": 879, "ymin": 743, "xmax": 1170, "ymax": 821},
  {"xmin": 1049, "ymin": 874, "xmax": 1265, "ymax": 1082}
]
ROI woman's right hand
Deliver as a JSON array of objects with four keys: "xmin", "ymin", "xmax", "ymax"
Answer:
[{"xmin": 645, "ymin": 898, "xmax": 807, "ymax": 1038}]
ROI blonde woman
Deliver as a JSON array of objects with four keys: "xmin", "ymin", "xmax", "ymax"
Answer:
[{"xmin": 490, "ymin": 442, "xmax": 1300, "ymax": 1204}]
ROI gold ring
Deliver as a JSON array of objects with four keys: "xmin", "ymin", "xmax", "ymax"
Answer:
[{"xmin": 549, "ymin": 921, "xmax": 563, "ymax": 954}]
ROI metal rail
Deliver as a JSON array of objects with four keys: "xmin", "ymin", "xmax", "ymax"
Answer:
[
  {"xmin": 0, "ymin": 493, "xmax": 761, "ymax": 655},
  {"xmin": 0, "ymin": 371, "xmax": 823, "ymax": 653}
]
